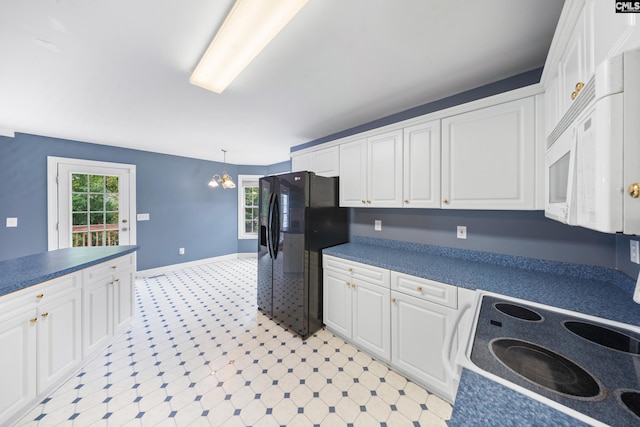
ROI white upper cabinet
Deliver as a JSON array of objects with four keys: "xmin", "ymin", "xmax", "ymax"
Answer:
[
  {"xmin": 339, "ymin": 139, "xmax": 368, "ymax": 207},
  {"xmin": 403, "ymin": 120, "xmax": 441, "ymax": 208},
  {"xmin": 441, "ymin": 97, "xmax": 536, "ymax": 210},
  {"xmin": 291, "ymin": 146, "xmax": 339, "ymax": 177},
  {"xmin": 558, "ymin": 8, "xmax": 594, "ymax": 121},
  {"xmin": 340, "ymin": 130, "xmax": 403, "ymax": 207},
  {"xmin": 368, "ymin": 130, "xmax": 403, "ymax": 207}
]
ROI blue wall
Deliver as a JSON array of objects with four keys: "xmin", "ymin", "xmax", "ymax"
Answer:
[{"xmin": 0, "ymin": 133, "xmax": 288, "ymax": 270}]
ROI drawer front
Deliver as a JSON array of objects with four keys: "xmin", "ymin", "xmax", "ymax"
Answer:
[
  {"xmin": 83, "ymin": 254, "xmax": 135, "ymax": 283},
  {"xmin": 323, "ymin": 255, "xmax": 390, "ymax": 288},
  {"xmin": 391, "ymin": 271, "xmax": 457, "ymax": 309},
  {"xmin": 1, "ymin": 272, "xmax": 81, "ymax": 311}
]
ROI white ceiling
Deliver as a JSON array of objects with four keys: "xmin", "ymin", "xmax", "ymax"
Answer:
[{"xmin": 0, "ymin": 1, "xmax": 564, "ymax": 166}]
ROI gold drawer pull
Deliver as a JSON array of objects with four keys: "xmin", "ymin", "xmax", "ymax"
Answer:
[
  {"xmin": 346, "ymin": 282, "xmax": 350, "ymax": 286},
  {"xmin": 417, "ymin": 287, "xmax": 423, "ymax": 292},
  {"xmin": 30, "ymin": 318, "xmax": 38, "ymax": 324},
  {"xmin": 404, "ymin": 200, "xmax": 409, "ymax": 204},
  {"xmin": 351, "ymin": 284, "xmax": 356, "ymax": 288},
  {"xmin": 36, "ymin": 294, "xmax": 44, "ymax": 299},
  {"xmin": 443, "ymin": 199, "xmax": 449, "ymax": 204},
  {"xmin": 391, "ymin": 298, "xmax": 397, "ymax": 303},
  {"xmin": 361, "ymin": 200, "xmax": 366, "ymax": 204},
  {"xmin": 41, "ymin": 313, "xmax": 49, "ymax": 318},
  {"xmin": 111, "ymin": 265, "xmax": 117, "ymax": 270},
  {"xmin": 348, "ymin": 268, "xmax": 353, "ymax": 273}
]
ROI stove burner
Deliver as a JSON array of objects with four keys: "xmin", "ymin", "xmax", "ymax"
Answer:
[
  {"xmin": 494, "ymin": 302, "xmax": 543, "ymax": 321},
  {"xmin": 491, "ymin": 338, "xmax": 603, "ymax": 399},
  {"xmin": 564, "ymin": 321, "xmax": 640, "ymax": 355},
  {"xmin": 618, "ymin": 390, "xmax": 640, "ymax": 419}
]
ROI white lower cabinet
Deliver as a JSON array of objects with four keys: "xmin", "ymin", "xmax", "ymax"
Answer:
[
  {"xmin": 0, "ymin": 253, "xmax": 136, "ymax": 426},
  {"xmin": 323, "ymin": 257, "xmax": 391, "ymax": 362},
  {"xmin": 391, "ymin": 290, "xmax": 456, "ymax": 401},
  {"xmin": 323, "ymin": 254, "xmax": 469, "ymax": 403},
  {"xmin": 0, "ymin": 272, "xmax": 82, "ymax": 426},
  {"xmin": 83, "ymin": 254, "xmax": 135, "ymax": 358}
]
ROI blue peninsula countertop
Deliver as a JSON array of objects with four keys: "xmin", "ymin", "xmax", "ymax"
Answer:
[
  {"xmin": 323, "ymin": 236, "xmax": 640, "ymax": 426},
  {"xmin": 0, "ymin": 246, "xmax": 139, "ymax": 297}
]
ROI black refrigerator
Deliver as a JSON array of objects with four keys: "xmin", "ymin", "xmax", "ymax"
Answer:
[{"xmin": 257, "ymin": 171, "xmax": 348, "ymax": 339}]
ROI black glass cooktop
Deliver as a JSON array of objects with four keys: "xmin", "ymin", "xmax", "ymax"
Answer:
[{"xmin": 469, "ymin": 295, "xmax": 640, "ymax": 426}]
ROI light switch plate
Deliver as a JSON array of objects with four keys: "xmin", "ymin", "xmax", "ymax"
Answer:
[{"xmin": 6, "ymin": 217, "xmax": 17, "ymax": 227}]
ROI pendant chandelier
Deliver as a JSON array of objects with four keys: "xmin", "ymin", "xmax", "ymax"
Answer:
[{"xmin": 208, "ymin": 149, "xmax": 236, "ymax": 189}]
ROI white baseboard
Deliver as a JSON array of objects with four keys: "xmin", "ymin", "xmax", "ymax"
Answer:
[{"xmin": 136, "ymin": 252, "xmax": 257, "ymax": 278}]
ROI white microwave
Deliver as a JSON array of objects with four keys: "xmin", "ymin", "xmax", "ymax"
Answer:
[{"xmin": 545, "ymin": 47, "xmax": 640, "ymax": 234}]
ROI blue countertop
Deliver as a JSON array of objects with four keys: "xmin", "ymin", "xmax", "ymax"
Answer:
[
  {"xmin": 323, "ymin": 236, "xmax": 640, "ymax": 426},
  {"xmin": 0, "ymin": 246, "xmax": 139, "ymax": 297}
]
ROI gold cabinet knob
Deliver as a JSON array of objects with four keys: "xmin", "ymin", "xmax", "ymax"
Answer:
[
  {"xmin": 346, "ymin": 282, "xmax": 350, "ymax": 286},
  {"xmin": 30, "ymin": 318, "xmax": 38, "ymax": 324},
  {"xmin": 571, "ymin": 82, "xmax": 585, "ymax": 100},
  {"xmin": 404, "ymin": 199, "xmax": 409, "ymax": 204},
  {"xmin": 629, "ymin": 183, "xmax": 640, "ymax": 198},
  {"xmin": 351, "ymin": 284, "xmax": 356, "ymax": 288},
  {"xmin": 366, "ymin": 200, "xmax": 371, "ymax": 204},
  {"xmin": 443, "ymin": 199, "xmax": 449, "ymax": 204},
  {"xmin": 417, "ymin": 287, "xmax": 423, "ymax": 292},
  {"xmin": 111, "ymin": 265, "xmax": 117, "ymax": 270},
  {"xmin": 36, "ymin": 294, "xmax": 44, "ymax": 299},
  {"xmin": 391, "ymin": 298, "xmax": 397, "ymax": 303},
  {"xmin": 348, "ymin": 268, "xmax": 353, "ymax": 273},
  {"xmin": 41, "ymin": 313, "xmax": 49, "ymax": 318},
  {"xmin": 361, "ymin": 200, "xmax": 366, "ymax": 204}
]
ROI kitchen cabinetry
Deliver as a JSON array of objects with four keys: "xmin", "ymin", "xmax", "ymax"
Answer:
[
  {"xmin": 0, "ymin": 273, "xmax": 82, "ymax": 426},
  {"xmin": 82, "ymin": 253, "xmax": 135, "ymax": 358},
  {"xmin": 402, "ymin": 120, "xmax": 441, "ymax": 208},
  {"xmin": 390, "ymin": 271, "xmax": 459, "ymax": 401},
  {"xmin": 291, "ymin": 145, "xmax": 339, "ymax": 177},
  {"xmin": 323, "ymin": 255, "xmax": 391, "ymax": 361},
  {"xmin": 441, "ymin": 97, "xmax": 535, "ymax": 210},
  {"xmin": 0, "ymin": 251, "xmax": 136, "ymax": 426},
  {"xmin": 339, "ymin": 130, "xmax": 403, "ymax": 208}
]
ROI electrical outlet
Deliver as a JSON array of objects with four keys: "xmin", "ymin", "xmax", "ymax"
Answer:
[
  {"xmin": 457, "ymin": 226, "xmax": 467, "ymax": 239},
  {"xmin": 631, "ymin": 241, "xmax": 640, "ymax": 264},
  {"xmin": 179, "ymin": 247, "xmax": 185, "ymax": 255},
  {"xmin": 374, "ymin": 220, "xmax": 382, "ymax": 231}
]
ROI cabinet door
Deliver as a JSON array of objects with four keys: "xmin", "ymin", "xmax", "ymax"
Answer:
[
  {"xmin": 391, "ymin": 291, "xmax": 455, "ymax": 402},
  {"xmin": 312, "ymin": 146, "xmax": 340, "ymax": 177},
  {"xmin": 82, "ymin": 279, "xmax": 112, "ymax": 358},
  {"xmin": 37, "ymin": 288, "xmax": 82, "ymax": 393},
  {"xmin": 113, "ymin": 266, "xmax": 136, "ymax": 336},
  {"xmin": 441, "ymin": 96, "xmax": 535, "ymax": 210},
  {"xmin": 352, "ymin": 280, "xmax": 390, "ymax": 362},
  {"xmin": 339, "ymin": 139, "xmax": 368, "ymax": 207},
  {"xmin": 0, "ymin": 308, "xmax": 36, "ymax": 426},
  {"xmin": 559, "ymin": 8, "xmax": 593, "ymax": 117},
  {"xmin": 323, "ymin": 270, "xmax": 352, "ymax": 338},
  {"xmin": 368, "ymin": 130, "xmax": 403, "ymax": 207},
  {"xmin": 292, "ymin": 152, "xmax": 312, "ymax": 173},
  {"xmin": 403, "ymin": 121, "xmax": 441, "ymax": 208}
]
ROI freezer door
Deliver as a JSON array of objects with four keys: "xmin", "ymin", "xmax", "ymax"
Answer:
[{"xmin": 257, "ymin": 177, "xmax": 274, "ymax": 314}]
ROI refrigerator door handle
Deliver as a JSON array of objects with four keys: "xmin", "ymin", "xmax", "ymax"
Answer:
[
  {"xmin": 267, "ymin": 193, "xmax": 275, "ymax": 259},
  {"xmin": 272, "ymin": 194, "xmax": 280, "ymax": 259}
]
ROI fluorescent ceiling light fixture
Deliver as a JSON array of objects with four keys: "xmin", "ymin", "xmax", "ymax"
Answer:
[{"xmin": 190, "ymin": 0, "xmax": 308, "ymax": 94}]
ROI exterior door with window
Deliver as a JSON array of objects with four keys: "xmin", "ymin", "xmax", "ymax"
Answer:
[{"xmin": 53, "ymin": 160, "xmax": 134, "ymax": 249}]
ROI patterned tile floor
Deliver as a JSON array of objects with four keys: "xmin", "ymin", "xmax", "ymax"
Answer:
[{"xmin": 15, "ymin": 258, "xmax": 452, "ymax": 426}]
